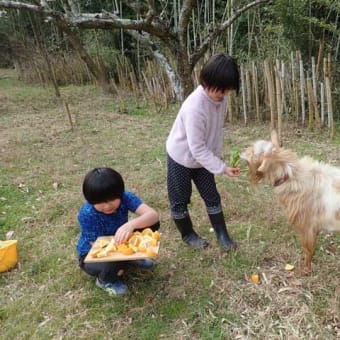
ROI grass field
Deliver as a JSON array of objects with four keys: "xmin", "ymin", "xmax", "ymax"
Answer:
[{"xmin": 0, "ymin": 68, "xmax": 339, "ymax": 339}]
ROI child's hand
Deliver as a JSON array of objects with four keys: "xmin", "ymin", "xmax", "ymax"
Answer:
[
  {"xmin": 114, "ymin": 222, "xmax": 134, "ymax": 245},
  {"xmin": 225, "ymin": 166, "xmax": 240, "ymax": 177}
]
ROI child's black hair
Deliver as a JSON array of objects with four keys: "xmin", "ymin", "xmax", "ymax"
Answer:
[
  {"xmin": 199, "ymin": 53, "xmax": 240, "ymax": 94},
  {"xmin": 82, "ymin": 167, "xmax": 125, "ymax": 204}
]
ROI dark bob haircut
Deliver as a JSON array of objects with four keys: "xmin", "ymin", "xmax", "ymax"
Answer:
[
  {"xmin": 199, "ymin": 53, "xmax": 240, "ymax": 94},
  {"xmin": 82, "ymin": 167, "xmax": 125, "ymax": 204}
]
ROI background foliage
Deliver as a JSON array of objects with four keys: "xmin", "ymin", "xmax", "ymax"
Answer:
[{"xmin": 0, "ymin": 1, "xmax": 339, "ymax": 79}]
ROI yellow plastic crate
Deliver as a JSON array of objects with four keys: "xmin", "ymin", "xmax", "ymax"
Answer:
[{"xmin": 0, "ymin": 240, "xmax": 18, "ymax": 273}]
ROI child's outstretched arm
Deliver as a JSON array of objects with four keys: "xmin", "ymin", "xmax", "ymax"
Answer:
[
  {"xmin": 224, "ymin": 166, "xmax": 240, "ymax": 177},
  {"xmin": 114, "ymin": 203, "xmax": 159, "ymax": 244}
]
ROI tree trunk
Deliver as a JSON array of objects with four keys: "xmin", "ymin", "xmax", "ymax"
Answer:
[{"xmin": 177, "ymin": 54, "xmax": 195, "ymax": 100}]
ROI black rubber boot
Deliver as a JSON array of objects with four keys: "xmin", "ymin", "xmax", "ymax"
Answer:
[
  {"xmin": 173, "ymin": 215, "xmax": 209, "ymax": 248},
  {"xmin": 208, "ymin": 212, "xmax": 237, "ymax": 251}
]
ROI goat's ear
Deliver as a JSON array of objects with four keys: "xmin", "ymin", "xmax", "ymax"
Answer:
[
  {"xmin": 271, "ymin": 130, "xmax": 280, "ymax": 148},
  {"xmin": 257, "ymin": 158, "xmax": 270, "ymax": 173}
]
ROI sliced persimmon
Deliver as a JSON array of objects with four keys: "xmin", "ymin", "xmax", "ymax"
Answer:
[
  {"xmin": 142, "ymin": 228, "xmax": 153, "ymax": 237},
  {"xmin": 146, "ymin": 248, "xmax": 157, "ymax": 257},
  {"xmin": 153, "ymin": 230, "xmax": 161, "ymax": 241},
  {"xmin": 117, "ymin": 244, "xmax": 134, "ymax": 255}
]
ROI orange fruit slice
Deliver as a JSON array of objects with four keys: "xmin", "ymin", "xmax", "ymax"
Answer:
[
  {"xmin": 138, "ymin": 242, "xmax": 147, "ymax": 252},
  {"xmin": 117, "ymin": 244, "xmax": 134, "ymax": 255},
  {"xmin": 251, "ymin": 274, "xmax": 260, "ymax": 283},
  {"xmin": 98, "ymin": 239, "xmax": 110, "ymax": 248},
  {"xmin": 149, "ymin": 238, "xmax": 158, "ymax": 247},
  {"xmin": 146, "ymin": 248, "xmax": 157, "ymax": 257},
  {"xmin": 153, "ymin": 230, "xmax": 161, "ymax": 241},
  {"xmin": 129, "ymin": 245, "xmax": 139, "ymax": 252},
  {"xmin": 105, "ymin": 239, "xmax": 117, "ymax": 253},
  {"xmin": 142, "ymin": 228, "xmax": 154, "ymax": 237},
  {"xmin": 97, "ymin": 249, "xmax": 110, "ymax": 258},
  {"xmin": 90, "ymin": 248, "xmax": 102, "ymax": 258},
  {"xmin": 128, "ymin": 234, "xmax": 142, "ymax": 248}
]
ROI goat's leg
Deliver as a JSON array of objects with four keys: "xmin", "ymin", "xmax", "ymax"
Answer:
[{"xmin": 299, "ymin": 228, "xmax": 318, "ymax": 272}]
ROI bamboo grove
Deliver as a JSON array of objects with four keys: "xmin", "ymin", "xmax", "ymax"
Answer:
[{"xmin": 228, "ymin": 51, "xmax": 335, "ymax": 138}]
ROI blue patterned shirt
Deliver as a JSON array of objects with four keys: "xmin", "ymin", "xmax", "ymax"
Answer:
[{"xmin": 76, "ymin": 191, "xmax": 142, "ymax": 256}]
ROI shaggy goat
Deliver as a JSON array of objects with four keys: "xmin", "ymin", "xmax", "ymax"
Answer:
[{"xmin": 240, "ymin": 130, "xmax": 340, "ymax": 272}]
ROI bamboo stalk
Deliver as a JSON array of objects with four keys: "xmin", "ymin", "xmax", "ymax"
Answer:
[
  {"xmin": 252, "ymin": 61, "xmax": 260, "ymax": 122},
  {"xmin": 264, "ymin": 60, "xmax": 275, "ymax": 129},
  {"xmin": 299, "ymin": 56, "xmax": 306, "ymax": 125},
  {"xmin": 228, "ymin": 0, "xmax": 234, "ymax": 55},
  {"xmin": 240, "ymin": 64, "xmax": 247, "ymax": 125},
  {"xmin": 290, "ymin": 53, "xmax": 295, "ymax": 118},
  {"xmin": 262, "ymin": 61, "xmax": 268, "ymax": 120},
  {"xmin": 311, "ymin": 56, "xmax": 317, "ymax": 97},
  {"xmin": 120, "ymin": 1, "xmax": 124, "ymax": 56},
  {"xmin": 311, "ymin": 86, "xmax": 321, "ymax": 129},
  {"xmin": 280, "ymin": 61, "xmax": 285, "ymax": 118},
  {"xmin": 316, "ymin": 40, "xmax": 324, "ymax": 75},
  {"xmin": 327, "ymin": 53, "xmax": 332, "ymax": 83},
  {"xmin": 306, "ymin": 77, "xmax": 314, "ymax": 129},
  {"xmin": 325, "ymin": 76, "xmax": 334, "ymax": 138},
  {"xmin": 275, "ymin": 65, "xmax": 282, "ymax": 141},
  {"xmin": 227, "ymin": 92, "xmax": 234, "ymax": 123},
  {"xmin": 320, "ymin": 82, "xmax": 325, "ymax": 126},
  {"xmin": 323, "ymin": 57, "xmax": 328, "ymax": 79},
  {"xmin": 245, "ymin": 67, "xmax": 252, "ymax": 118}
]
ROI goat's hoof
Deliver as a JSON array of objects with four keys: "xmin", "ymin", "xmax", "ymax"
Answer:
[{"xmin": 296, "ymin": 263, "xmax": 312, "ymax": 276}]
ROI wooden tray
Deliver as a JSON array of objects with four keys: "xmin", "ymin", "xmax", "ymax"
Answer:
[{"xmin": 84, "ymin": 235, "xmax": 160, "ymax": 263}]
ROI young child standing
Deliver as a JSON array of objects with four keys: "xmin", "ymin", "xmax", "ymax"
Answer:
[
  {"xmin": 166, "ymin": 53, "xmax": 240, "ymax": 251},
  {"xmin": 77, "ymin": 167, "xmax": 160, "ymax": 296}
]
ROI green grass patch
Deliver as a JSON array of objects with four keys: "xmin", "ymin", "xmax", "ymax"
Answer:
[{"xmin": 0, "ymin": 169, "xmax": 40, "ymax": 238}]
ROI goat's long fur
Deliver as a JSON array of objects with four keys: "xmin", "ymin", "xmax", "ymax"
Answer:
[{"xmin": 241, "ymin": 130, "xmax": 340, "ymax": 271}]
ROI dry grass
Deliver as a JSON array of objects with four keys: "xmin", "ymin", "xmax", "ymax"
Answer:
[{"xmin": 0, "ymin": 68, "xmax": 339, "ymax": 340}]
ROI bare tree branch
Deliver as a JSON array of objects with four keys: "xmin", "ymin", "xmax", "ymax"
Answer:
[
  {"xmin": 0, "ymin": 0, "xmax": 273, "ymax": 100},
  {"xmin": 191, "ymin": 0, "xmax": 273, "ymax": 65},
  {"xmin": 0, "ymin": 1, "xmax": 46, "ymax": 13}
]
